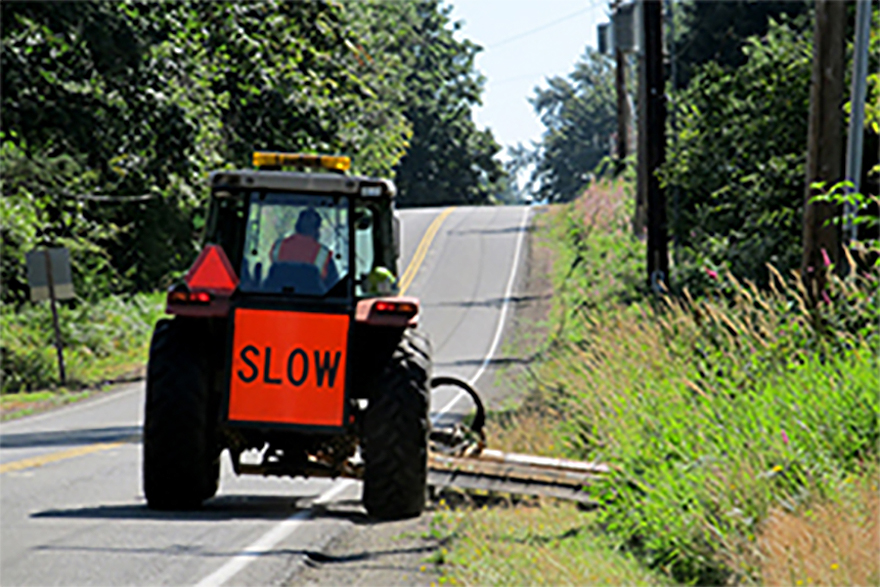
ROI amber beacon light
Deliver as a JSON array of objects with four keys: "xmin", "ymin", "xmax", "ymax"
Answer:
[{"xmin": 252, "ymin": 151, "xmax": 351, "ymax": 172}]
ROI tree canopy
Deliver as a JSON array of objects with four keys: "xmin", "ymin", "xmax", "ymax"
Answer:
[
  {"xmin": 662, "ymin": 18, "xmax": 813, "ymax": 286},
  {"xmin": 664, "ymin": 6, "xmax": 879, "ymax": 288},
  {"xmin": 0, "ymin": 0, "xmax": 503, "ymax": 305},
  {"xmin": 526, "ymin": 49, "xmax": 619, "ymax": 203},
  {"xmin": 387, "ymin": 1, "xmax": 504, "ymax": 207},
  {"xmin": 671, "ymin": 0, "xmax": 810, "ymax": 88}
]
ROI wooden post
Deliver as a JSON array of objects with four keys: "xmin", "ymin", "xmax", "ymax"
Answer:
[
  {"xmin": 44, "ymin": 249, "xmax": 67, "ymax": 386},
  {"xmin": 802, "ymin": 0, "xmax": 845, "ymax": 297},
  {"xmin": 643, "ymin": 0, "xmax": 668, "ymax": 290}
]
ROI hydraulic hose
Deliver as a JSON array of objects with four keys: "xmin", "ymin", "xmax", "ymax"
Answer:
[{"xmin": 430, "ymin": 376, "xmax": 486, "ymax": 438}]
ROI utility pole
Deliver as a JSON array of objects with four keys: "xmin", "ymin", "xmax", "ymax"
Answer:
[
  {"xmin": 609, "ymin": 0, "xmax": 636, "ymax": 176},
  {"xmin": 641, "ymin": 0, "xmax": 667, "ymax": 290},
  {"xmin": 634, "ymin": 40, "xmax": 648, "ymax": 238},
  {"xmin": 802, "ymin": 0, "xmax": 845, "ymax": 297},
  {"xmin": 615, "ymin": 46, "xmax": 630, "ymax": 173}
]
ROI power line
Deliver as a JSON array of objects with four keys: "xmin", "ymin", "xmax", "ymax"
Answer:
[
  {"xmin": 487, "ymin": 3, "xmax": 603, "ymax": 49},
  {"xmin": 70, "ymin": 193, "xmax": 157, "ymax": 202}
]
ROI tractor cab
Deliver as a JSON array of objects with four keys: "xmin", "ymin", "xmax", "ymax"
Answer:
[{"xmin": 202, "ymin": 152, "xmax": 400, "ymax": 302}]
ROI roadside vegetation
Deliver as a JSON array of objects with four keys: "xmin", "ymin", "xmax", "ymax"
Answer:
[
  {"xmin": 436, "ymin": 182, "xmax": 879, "ymax": 585},
  {"xmin": 0, "ymin": 292, "xmax": 164, "ymax": 398},
  {"xmin": 431, "ymin": 385, "xmax": 670, "ymax": 586}
]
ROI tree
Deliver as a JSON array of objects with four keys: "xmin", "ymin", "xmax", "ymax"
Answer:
[
  {"xmin": 663, "ymin": 7, "xmax": 879, "ymax": 289},
  {"xmin": 662, "ymin": 18, "xmax": 813, "ymax": 287},
  {"xmin": 388, "ymin": 1, "xmax": 504, "ymax": 207},
  {"xmin": 672, "ymin": 0, "xmax": 810, "ymax": 88},
  {"xmin": 529, "ymin": 49, "xmax": 618, "ymax": 203},
  {"xmin": 2, "ymin": 0, "xmax": 509, "ymax": 303}
]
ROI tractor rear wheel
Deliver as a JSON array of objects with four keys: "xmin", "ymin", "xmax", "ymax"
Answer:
[
  {"xmin": 362, "ymin": 328, "xmax": 431, "ymax": 519},
  {"xmin": 143, "ymin": 318, "xmax": 220, "ymax": 510}
]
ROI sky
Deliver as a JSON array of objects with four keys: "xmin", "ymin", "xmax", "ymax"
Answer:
[{"xmin": 447, "ymin": 0, "xmax": 610, "ymax": 159}]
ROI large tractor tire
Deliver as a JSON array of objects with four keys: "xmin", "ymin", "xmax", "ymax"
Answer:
[
  {"xmin": 143, "ymin": 318, "xmax": 220, "ymax": 510},
  {"xmin": 362, "ymin": 328, "xmax": 431, "ymax": 519}
]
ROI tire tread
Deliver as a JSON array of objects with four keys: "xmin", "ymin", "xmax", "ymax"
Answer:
[{"xmin": 362, "ymin": 328, "xmax": 431, "ymax": 519}]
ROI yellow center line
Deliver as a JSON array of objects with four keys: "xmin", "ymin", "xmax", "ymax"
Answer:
[
  {"xmin": 0, "ymin": 439, "xmax": 134, "ymax": 474},
  {"xmin": 398, "ymin": 206, "xmax": 456, "ymax": 296},
  {"xmin": 3, "ymin": 209, "xmax": 457, "ymax": 476}
]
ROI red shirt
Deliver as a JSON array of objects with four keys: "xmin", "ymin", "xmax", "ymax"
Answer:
[{"xmin": 274, "ymin": 234, "xmax": 331, "ymax": 278}]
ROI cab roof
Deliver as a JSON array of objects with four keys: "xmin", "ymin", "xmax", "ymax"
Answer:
[{"xmin": 209, "ymin": 169, "xmax": 396, "ymax": 199}]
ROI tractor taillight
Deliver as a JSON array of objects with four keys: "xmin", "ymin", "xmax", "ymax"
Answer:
[
  {"xmin": 192, "ymin": 291, "xmax": 211, "ymax": 303},
  {"xmin": 167, "ymin": 290, "xmax": 212, "ymax": 305},
  {"xmin": 374, "ymin": 301, "xmax": 417, "ymax": 316},
  {"xmin": 355, "ymin": 297, "xmax": 419, "ymax": 326}
]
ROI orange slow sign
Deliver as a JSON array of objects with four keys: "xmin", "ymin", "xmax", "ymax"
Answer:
[{"xmin": 227, "ymin": 308, "xmax": 349, "ymax": 427}]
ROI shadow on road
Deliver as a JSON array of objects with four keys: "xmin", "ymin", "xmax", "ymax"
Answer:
[
  {"xmin": 28, "ymin": 541, "xmax": 436, "ymax": 564},
  {"xmin": 448, "ymin": 224, "xmax": 534, "ymax": 236},
  {"xmin": 434, "ymin": 356, "xmax": 535, "ymax": 369},
  {"xmin": 0, "ymin": 426, "xmax": 142, "ymax": 449},
  {"xmin": 299, "ymin": 543, "xmax": 437, "ymax": 565},
  {"xmin": 30, "ymin": 494, "xmax": 422, "ymax": 526},
  {"xmin": 31, "ymin": 494, "xmax": 321, "ymax": 522},
  {"xmin": 428, "ymin": 293, "xmax": 549, "ymax": 310}
]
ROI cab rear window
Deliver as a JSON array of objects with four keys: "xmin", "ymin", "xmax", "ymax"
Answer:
[{"xmin": 239, "ymin": 192, "xmax": 349, "ymax": 297}]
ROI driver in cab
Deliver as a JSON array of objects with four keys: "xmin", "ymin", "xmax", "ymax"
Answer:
[{"xmin": 271, "ymin": 208, "xmax": 339, "ymax": 289}]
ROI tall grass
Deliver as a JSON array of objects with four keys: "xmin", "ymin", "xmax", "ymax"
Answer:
[
  {"xmin": 1, "ymin": 292, "xmax": 165, "ymax": 392},
  {"xmin": 532, "ymin": 183, "xmax": 880, "ymax": 584}
]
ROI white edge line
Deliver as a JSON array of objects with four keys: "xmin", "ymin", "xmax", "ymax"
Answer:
[
  {"xmin": 432, "ymin": 205, "xmax": 531, "ymax": 423},
  {"xmin": 194, "ymin": 480, "xmax": 353, "ymax": 587},
  {"xmin": 196, "ymin": 206, "xmax": 529, "ymax": 587}
]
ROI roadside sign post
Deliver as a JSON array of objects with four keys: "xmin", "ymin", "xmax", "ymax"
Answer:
[{"xmin": 25, "ymin": 248, "xmax": 74, "ymax": 386}]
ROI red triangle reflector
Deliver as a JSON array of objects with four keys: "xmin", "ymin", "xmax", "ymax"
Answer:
[{"xmin": 185, "ymin": 244, "xmax": 239, "ymax": 294}]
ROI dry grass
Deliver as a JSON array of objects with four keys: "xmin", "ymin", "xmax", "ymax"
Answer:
[
  {"xmin": 757, "ymin": 482, "xmax": 880, "ymax": 587},
  {"xmin": 482, "ymin": 393, "xmax": 564, "ymax": 457},
  {"xmin": 573, "ymin": 180, "xmax": 629, "ymax": 234}
]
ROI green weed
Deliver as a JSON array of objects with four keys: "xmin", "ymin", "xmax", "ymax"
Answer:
[
  {"xmin": 0, "ymin": 388, "xmax": 95, "ymax": 421},
  {"xmin": 1, "ymin": 292, "xmax": 165, "ymax": 393},
  {"xmin": 437, "ymin": 503, "xmax": 669, "ymax": 586}
]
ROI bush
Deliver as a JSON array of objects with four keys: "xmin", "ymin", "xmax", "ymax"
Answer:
[{"xmin": 662, "ymin": 18, "xmax": 812, "ymax": 288}]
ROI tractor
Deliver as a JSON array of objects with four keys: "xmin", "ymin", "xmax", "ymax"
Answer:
[{"xmin": 142, "ymin": 152, "xmax": 431, "ymax": 519}]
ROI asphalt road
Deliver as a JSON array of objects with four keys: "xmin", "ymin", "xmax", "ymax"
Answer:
[{"xmin": 0, "ymin": 204, "xmax": 531, "ymax": 587}]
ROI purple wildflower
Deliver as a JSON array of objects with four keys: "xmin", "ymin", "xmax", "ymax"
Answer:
[
  {"xmin": 706, "ymin": 268, "xmax": 718, "ymax": 280},
  {"xmin": 821, "ymin": 290, "xmax": 831, "ymax": 305},
  {"xmin": 781, "ymin": 429, "xmax": 789, "ymax": 445},
  {"xmin": 821, "ymin": 248, "xmax": 831, "ymax": 267}
]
